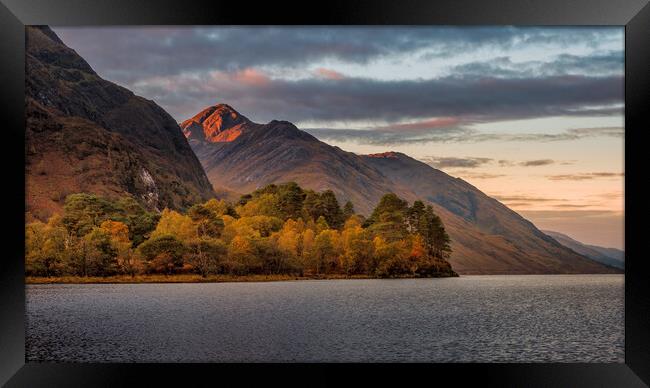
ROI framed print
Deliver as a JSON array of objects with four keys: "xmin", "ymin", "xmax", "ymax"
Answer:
[{"xmin": 1, "ymin": 0, "xmax": 649, "ymax": 386}]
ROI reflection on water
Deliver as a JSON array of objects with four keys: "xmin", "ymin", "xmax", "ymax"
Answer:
[{"xmin": 26, "ymin": 275, "xmax": 624, "ymax": 362}]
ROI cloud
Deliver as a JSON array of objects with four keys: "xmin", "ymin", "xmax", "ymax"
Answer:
[
  {"xmin": 448, "ymin": 51, "xmax": 623, "ymax": 79},
  {"xmin": 546, "ymin": 172, "xmax": 624, "ymax": 181},
  {"xmin": 462, "ymin": 126, "xmax": 623, "ymax": 144},
  {"xmin": 232, "ymin": 68, "xmax": 271, "ymax": 86},
  {"xmin": 131, "ymin": 65, "xmax": 623, "ymax": 125},
  {"xmin": 314, "ymin": 68, "xmax": 345, "ymax": 80},
  {"xmin": 373, "ymin": 117, "xmax": 462, "ymax": 134},
  {"xmin": 305, "ymin": 125, "xmax": 622, "ymax": 146},
  {"xmin": 520, "ymin": 159, "xmax": 555, "ymax": 167},
  {"xmin": 453, "ymin": 171, "xmax": 506, "ymax": 179},
  {"xmin": 592, "ymin": 192, "xmax": 623, "ymax": 200},
  {"xmin": 552, "ymin": 204, "xmax": 596, "ymax": 208},
  {"xmin": 492, "ymin": 195, "xmax": 609, "ymax": 211},
  {"xmin": 492, "ymin": 195, "xmax": 565, "ymax": 202},
  {"xmin": 421, "ymin": 156, "xmax": 492, "ymax": 169},
  {"xmin": 52, "ymin": 26, "xmax": 623, "ymax": 85},
  {"xmin": 304, "ymin": 127, "xmax": 470, "ymax": 145},
  {"xmin": 519, "ymin": 210, "xmax": 623, "ymax": 218},
  {"xmin": 500, "ymin": 202, "xmax": 532, "ymax": 208},
  {"xmin": 48, "ymin": 26, "xmax": 624, "ymax": 150}
]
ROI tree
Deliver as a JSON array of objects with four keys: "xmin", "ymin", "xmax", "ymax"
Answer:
[
  {"xmin": 315, "ymin": 216, "xmax": 330, "ymax": 233},
  {"xmin": 232, "ymin": 215, "xmax": 283, "ymax": 238},
  {"xmin": 62, "ymin": 193, "xmax": 118, "ymax": 236},
  {"xmin": 275, "ymin": 219, "xmax": 303, "ymax": 257},
  {"xmin": 365, "ymin": 193, "xmax": 409, "ymax": 242},
  {"xmin": 415, "ymin": 205, "xmax": 452, "ymax": 259},
  {"xmin": 320, "ymin": 190, "xmax": 344, "ymax": 229},
  {"xmin": 342, "ymin": 201, "xmax": 355, "ymax": 221},
  {"xmin": 255, "ymin": 237, "xmax": 289, "ymax": 274},
  {"xmin": 99, "ymin": 220, "xmax": 130, "ymax": 243},
  {"xmin": 27, "ymin": 182, "xmax": 455, "ymax": 279},
  {"xmin": 237, "ymin": 193, "xmax": 281, "ymax": 218},
  {"xmin": 275, "ymin": 182, "xmax": 306, "ymax": 221},
  {"xmin": 26, "ymin": 217, "xmax": 68, "ymax": 276},
  {"xmin": 114, "ymin": 196, "xmax": 159, "ymax": 247},
  {"xmin": 406, "ymin": 200, "xmax": 427, "ymax": 234},
  {"xmin": 227, "ymin": 235, "xmax": 258, "ymax": 274},
  {"xmin": 238, "ymin": 193, "xmax": 253, "ymax": 207},
  {"xmin": 99, "ymin": 220, "xmax": 141, "ymax": 277},
  {"xmin": 428, "ymin": 207, "xmax": 452, "ymax": 259},
  {"xmin": 302, "ymin": 190, "xmax": 324, "ymax": 222},
  {"xmin": 83, "ymin": 227, "xmax": 119, "ymax": 276},
  {"xmin": 188, "ymin": 204, "xmax": 225, "ymax": 238},
  {"xmin": 311, "ymin": 229, "xmax": 341, "ymax": 274},
  {"xmin": 221, "ymin": 218, "xmax": 261, "ymax": 243},
  {"xmin": 340, "ymin": 218, "xmax": 374, "ymax": 275},
  {"xmin": 373, "ymin": 237, "xmax": 411, "ymax": 278},
  {"xmin": 150, "ymin": 209, "xmax": 197, "ymax": 243},
  {"xmin": 274, "ymin": 219, "xmax": 307, "ymax": 274},
  {"xmin": 203, "ymin": 198, "xmax": 232, "ymax": 217},
  {"xmin": 138, "ymin": 235, "xmax": 186, "ymax": 274},
  {"xmin": 300, "ymin": 228, "xmax": 316, "ymax": 272},
  {"xmin": 186, "ymin": 238, "xmax": 227, "ymax": 277}
]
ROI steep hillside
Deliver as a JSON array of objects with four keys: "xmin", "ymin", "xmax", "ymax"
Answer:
[
  {"xmin": 184, "ymin": 104, "xmax": 619, "ymax": 274},
  {"xmin": 26, "ymin": 26, "xmax": 215, "ymax": 219}
]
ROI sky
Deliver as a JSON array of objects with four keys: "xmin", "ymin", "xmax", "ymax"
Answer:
[{"xmin": 52, "ymin": 26, "xmax": 625, "ymax": 249}]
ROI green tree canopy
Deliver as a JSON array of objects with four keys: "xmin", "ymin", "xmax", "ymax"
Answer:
[
  {"xmin": 365, "ymin": 193, "xmax": 409, "ymax": 241},
  {"xmin": 137, "ymin": 234, "xmax": 186, "ymax": 274}
]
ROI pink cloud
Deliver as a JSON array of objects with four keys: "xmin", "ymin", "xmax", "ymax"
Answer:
[
  {"xmin": 232, "ymin": 68, "xmax": 271, "ymax": 86},
  {"xmin": 314, "ymin": 68, "xmax": 345, "ymax": 80}
]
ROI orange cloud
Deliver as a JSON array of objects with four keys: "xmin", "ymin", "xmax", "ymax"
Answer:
[{"xmin": 314, "ymin": 68, "xmax": 345, "ymax": 80}]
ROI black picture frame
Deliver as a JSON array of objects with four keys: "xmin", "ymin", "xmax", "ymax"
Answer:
[{"xmin": 1, "ymin": 0, "xmax": 648, "ymax": 386}]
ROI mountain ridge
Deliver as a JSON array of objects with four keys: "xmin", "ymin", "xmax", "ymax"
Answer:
[
  {"xmin": 543, "ymin": 230, "xmax": 624, "ymax": 270},
  {"xmin": 183, "ymin": 103, "xmax": 620, "ymax": 275}
]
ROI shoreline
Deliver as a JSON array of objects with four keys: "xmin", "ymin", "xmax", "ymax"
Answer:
[
  {"xmin": 24, "ymin": 272, "xmax": 623, "ymax": 285},
  {"xmin": 26, "ymin": 273, "xmax": 458, "ymax": 284}
]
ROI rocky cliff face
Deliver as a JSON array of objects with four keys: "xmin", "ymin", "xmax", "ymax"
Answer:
[
  {"xmin": 25, "ymin": 26, "xmax": 215, "ymax": 219},
  {"xmin": 185, "ymin": 104, "xmax": 620, "ymax": 275}
]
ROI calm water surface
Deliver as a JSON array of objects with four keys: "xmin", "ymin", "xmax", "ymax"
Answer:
[{"xmin": 26, "ymin": 275, "xmax": 624, "ymax": 362}]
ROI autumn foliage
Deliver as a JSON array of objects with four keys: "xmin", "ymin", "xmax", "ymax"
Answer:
[{"xmin": 26, "ymin": 183, "xmax": 456, "ymax": 278}]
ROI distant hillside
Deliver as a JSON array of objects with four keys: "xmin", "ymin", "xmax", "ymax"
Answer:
[
  {"xmin": 26, "ymin": 26, "xmax": 215, "ymax": 220},
  {"xmin": 183, "ymin": 103, "xmax": 619, "ymax": 275},
  {"xmin": 543, "ymin": 230, "xmax": 624, "ymax": 270}
]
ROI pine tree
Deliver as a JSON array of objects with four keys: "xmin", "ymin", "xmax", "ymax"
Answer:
[{"xmin": 342, "ymin": 201, "xmax": 355, "ymax": 221}]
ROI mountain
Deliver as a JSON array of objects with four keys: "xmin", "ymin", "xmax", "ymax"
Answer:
[
  {"xmin": 543, "ymin": 230, "xmax": 624, "ymax": 270},
  {"xmin": 587, "ymin": 245, "xmax": 624, "ymax": 263},
  {"xmin": 183, "ymin": 104, "xmax": 399, "ymax": 216},
  {"xmin": 26, "ymin": 26, "xmax": 215, "ymax": 220},
  {"xmin": 183, "ymin": 104, "xmax": 619, "ymax": 275}
]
